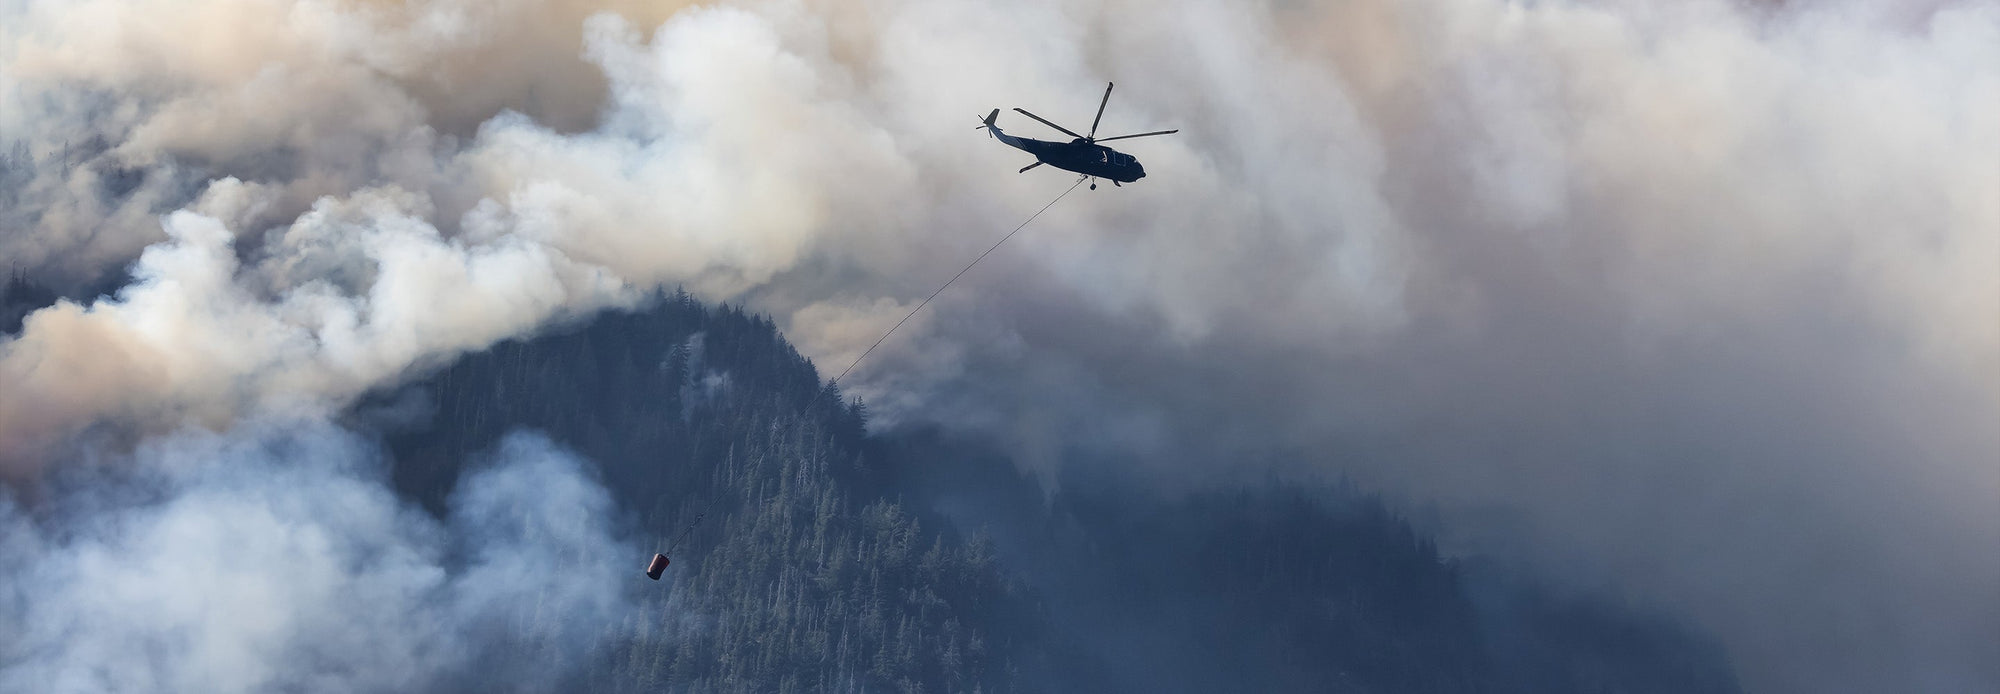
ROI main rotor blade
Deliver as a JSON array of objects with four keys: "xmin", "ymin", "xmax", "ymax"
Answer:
[
  {"xmin": 1019, "ymin": 161, "xmax": 1044, "ymax": 173},
  {"xmin": 1013, "ymin": 108, "xmax": 1083, "ymax": 140},
  {"xmin": 1088, "ymin": 82, "xmax": 1113, "ymax": 140},
  {"xmin": 1093, "ymin": 129, "xmax": 1179, "ymax": 143}
]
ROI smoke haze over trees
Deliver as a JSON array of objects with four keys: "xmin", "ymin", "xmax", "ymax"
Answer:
[
  {"xmin": 2, "ymin": 0, "xmax": 1996, "ymax": 691},
  {"xmin": 3, "ymin": 293, "xmax": 1745, "ymax": 692}
]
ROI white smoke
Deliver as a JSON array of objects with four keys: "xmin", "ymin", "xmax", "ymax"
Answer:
[
  {"xmin": 2, "ymin": 0, "xmax": 1996, "ymax": 691},
  {"xmin": 0, "ymin": 422, "xmax": 637, "ymax": 693},
  {"xmin": 0, "ymin": 179, "xmax": 629, "ymax": 472}
]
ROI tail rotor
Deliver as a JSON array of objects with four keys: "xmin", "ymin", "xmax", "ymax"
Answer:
[{"xmin": 975, "ymin": 108, "xmax": 1000, "ymax": 137}]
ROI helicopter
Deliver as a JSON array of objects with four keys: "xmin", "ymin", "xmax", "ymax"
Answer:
[{"xmin": 978, "ymin": 82, "xmax": 1178, "ymax": 190}]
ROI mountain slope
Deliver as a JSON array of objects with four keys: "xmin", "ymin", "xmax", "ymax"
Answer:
[{"xmin": 373, "ymin": 292, "xmax": 1740, "ymax": 693}]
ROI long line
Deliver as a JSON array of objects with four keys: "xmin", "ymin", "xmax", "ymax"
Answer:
[
  {"xmin": 820, "ymin": 176, "xmax": 1087, "ymax": 399},
  {"xmin": 664, "ymin": 511, "xmax": 705, "ymax": 555}
]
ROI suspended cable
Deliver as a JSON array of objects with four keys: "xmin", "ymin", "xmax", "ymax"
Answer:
[
  {"xmin": 663, "ymin": 510, "xmax": 705, "ymax": 556},
  {"xmin": 816, "ymin": 176, "xmax": 1087, "ymax": 405},
  {"xmin": 652, "ymin": 179, "xmax": 1082, "ymax": 581}
]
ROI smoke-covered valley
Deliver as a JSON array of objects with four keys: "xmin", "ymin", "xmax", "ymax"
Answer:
[{"xmin": 2, "ymin": 0, "xmax": 1996, "ymax": 691}]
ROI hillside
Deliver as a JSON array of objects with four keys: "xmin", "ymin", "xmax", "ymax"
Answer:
[{"xmin": 371, "ymin": 291, "xmax": 1741, "ymax": 693}]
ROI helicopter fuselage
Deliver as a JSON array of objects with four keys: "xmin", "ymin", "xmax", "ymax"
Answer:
[{"xmin": 991, "ymin": 126, "xmax": 1146, "ymax": 183}]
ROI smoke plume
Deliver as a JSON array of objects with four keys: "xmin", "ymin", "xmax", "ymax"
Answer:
[
  {"xmin": 2, "ymin": 0, "xmax": 1995, "ymax": 691},
  {"xmin": 0, "ymin": 422, "xmax": 636, "ymax": 693}
]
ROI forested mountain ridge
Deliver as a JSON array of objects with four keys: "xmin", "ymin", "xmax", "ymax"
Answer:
[
  {"xmin": 381, "ymin": 291, "xmax": 1030, "ymax": 693},
  {"xmin": 369, "ymin": 290, "xmax": 1741, "ymax": 693}
]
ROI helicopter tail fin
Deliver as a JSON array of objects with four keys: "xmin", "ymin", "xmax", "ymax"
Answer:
[{"xmin": 978, "ymin": 109, "xmax": 1000, "ymax": 136}]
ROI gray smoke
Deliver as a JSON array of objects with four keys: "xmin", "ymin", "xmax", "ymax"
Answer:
[
  {"xmin": 0, "ymin": 422, "xmax": 636, "ymax": 693},
  {"xmin": 2, "ymin": 0, "xmax": 1996, "ymax": 691}
]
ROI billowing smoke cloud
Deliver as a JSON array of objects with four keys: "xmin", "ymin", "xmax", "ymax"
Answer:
[
  {"xmin": 2, "ymin": 0, "xmax": 1995, "ymax": 692},
  {"xmin": 0, "ymin": 178, "xmax": 630, "ymax": 473},
  {"xmin": 0, "ymin": 422, "xmax": 636, "ymax": 692}
]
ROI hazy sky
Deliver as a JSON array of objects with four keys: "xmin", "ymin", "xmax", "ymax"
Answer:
[{"xmin": 2, "ymin": 0, "xmax": 1996, "ymax": 691}]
